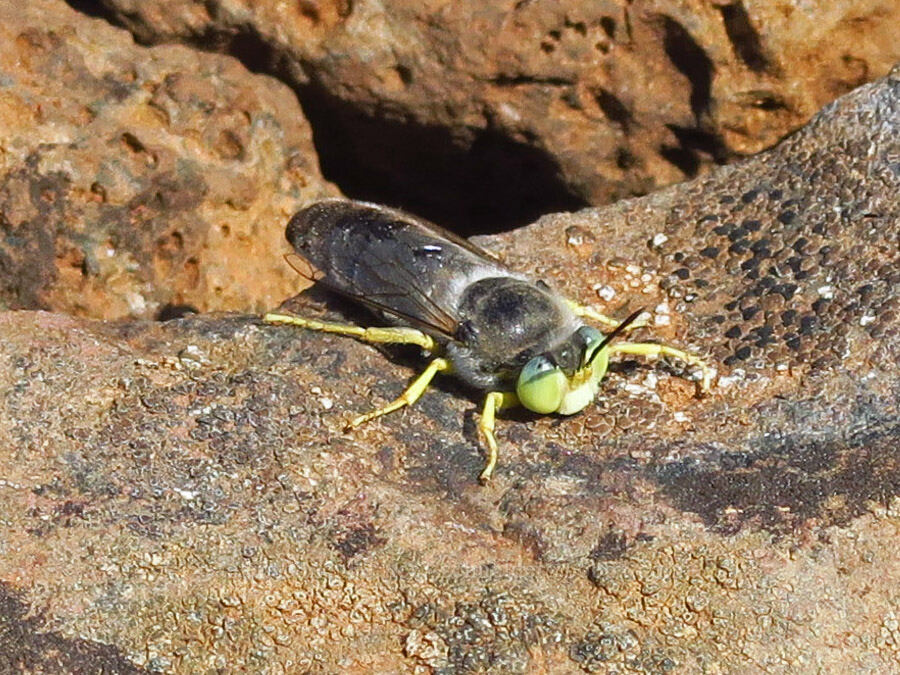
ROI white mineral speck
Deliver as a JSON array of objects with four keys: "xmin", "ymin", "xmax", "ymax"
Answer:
[
  {"xmin": 652, "ymin": 233, "xmax": 668, "ymax": 246},
  {"xmin": 717, "ymin": 369, "xmax": 746, "ymax": 387},
  {"xmin": 595, "ymin": 285, "xmax": 616, "ymax": 301},
  {"xmin": 173, "ymin": 487, "xmax": 198, "ymax": 500},
  {"xmin": 498, "ymin": 102, "xmax": 522, "ymax": 123},
  {"xmin": 127, "ymin": 292, "xmax": 146, "ymax": 313},
  {"xmin": 623, "ymin": 383, "xmax": 646, "ymax": 396}
]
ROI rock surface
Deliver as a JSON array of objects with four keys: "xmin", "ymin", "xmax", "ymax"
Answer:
[
  {"xmin": 1, "ymin": 61, "xmax": 898, "ymax": 673},
  {"xmin": 0, "ymin": 0, "xmax": 335, "ymax": 320},
  {"xmin": 92, "ymin": 0, "xmax": 900, "ymax": 230}
]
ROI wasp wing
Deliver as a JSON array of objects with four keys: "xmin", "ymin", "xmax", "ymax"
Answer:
[
  {"xmin": 283, "ymin": 200, "xmax": 511, "ymax": 342},
  {"xmin": 285, "ymin": 246, "xmax": 461, "ymax": 340}
]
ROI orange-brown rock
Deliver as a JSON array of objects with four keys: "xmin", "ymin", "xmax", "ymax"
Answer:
[
  {"xmin": 94, "ymin": 0, "xmax": 899, "ymax": 229},
  {"xmin": 0, "ymin": 0, "xmax": 335, "ymax": 320},
  {"xmin": 1, "ymin": 64, "xmax": 898, "ymax": 672}
]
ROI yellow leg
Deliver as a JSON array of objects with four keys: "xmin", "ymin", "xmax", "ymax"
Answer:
[
  {"xmin": 566, "ymin": 300, "xmax": 649, "ymax": 332},
  {"xmin": 609, "ymin": 342, "xmax": 714, "ymax": 392},
  {"xmin": 478, "ymin": 391, "xmax": 519, "ymax": 483},
  {"xmin": 345, "ymin": 357, "xmax": 451, "ymax": 430},
  {"xmin": 264, "ymin": 311, "xmax": 436, "ymax": 351}
]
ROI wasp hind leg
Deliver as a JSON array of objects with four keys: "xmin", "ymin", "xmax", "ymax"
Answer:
[
  {"xmin": 264, "ymin": 311, "xmax": 437, "ymax": 351},
  {"xmin": 609, "ymin": 342, "xmax": 714, "ymax": 393},
  {"xmin": 345, "ymin": 357, "xmax": 451, "ymax": 430},
  {"xmin": 566, "ymin": 301, "xmax": 650, "ymax": 333},
  {"xmin": 478, "ymin": 391, "xmax": 520, "ymax": 483}
]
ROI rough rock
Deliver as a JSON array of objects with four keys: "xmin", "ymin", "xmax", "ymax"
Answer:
[
  {"xmin": 1, "ymin": 67, "xmax": 898, "ymax": 671},
  {"xmin": 0, "ymin": 0, "xmax": 336, "ymax": 320},
  {"xmin": 489, "ymin": 66, "xmax": 900, "ymax": 538},
  {"xmin": 92, "ymin": 0, "xmax": 900, "ymax": 230}
]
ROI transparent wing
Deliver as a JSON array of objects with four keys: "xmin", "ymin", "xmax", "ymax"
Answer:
[
  {"xmin": 321, "ymin": 247, "xmax": 461, "ymax": 340},
  {"xmin": 285, "ymin": 201, "xmax": 510, "ymax": 342}
]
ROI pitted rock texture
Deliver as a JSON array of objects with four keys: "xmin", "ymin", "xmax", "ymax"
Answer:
[
  {"xmin": 90, "ymin": 0, "xmax": 899, "ymax": 230},
  {"xmin": 0, "ymin": 0, "xmax": 335, "ymax": 320},
  {"xmin": 489, "ymin": 67, "xmax": 900, "ymax": 536},
  {"xmin": 1, "ymin": 69, "xmax": 898, "ymax": 672},
  {"xmin": 1, "ymin": 309, "xmax": 899, "ymax": 673},
  {"xmin": 0, "ymin": 584, "xmax": 147, "ymax": 675}
]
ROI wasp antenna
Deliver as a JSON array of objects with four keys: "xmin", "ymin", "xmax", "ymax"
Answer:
[{"xmin": 588, "ymin": 307, "xmax": 646, "ymax": 367}]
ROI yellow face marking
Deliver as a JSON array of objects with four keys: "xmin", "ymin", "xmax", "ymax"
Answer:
[{"xmin": 569, "ymin": 365, "xmax": 594, "ymax": 388}]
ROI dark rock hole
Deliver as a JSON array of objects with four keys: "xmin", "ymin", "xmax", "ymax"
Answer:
[
  {"xmin": 593, "ymin": 88, "xmax": 632, "ymax": 130},
  {"xmin": 62, "ymin": 0, "xmax": 113, "ymax": 20},
  {"xmin": 156, "ymin": 303, "xmax": 199, "ymax": 321},
  {"xmin": 717, "ymin": 2, "xmax": 769, "ymax": 73},
  {"xmin": 660, "ymin": 124, "xmax": 732, "ymax": 176},
  {"xmin": 660, "ymin": 15, "xmax": 714, "ymax": 120},
  {"xmin": 298, "ymin": 79, "xmax": 588, "ymax": 236},
  {"xmin": 599, "ymin": 16, "xmax": 616, "ymax": 38},
  {"xmin": 63, "ymin": 2, "xmax": 588, "ymax": 235}
]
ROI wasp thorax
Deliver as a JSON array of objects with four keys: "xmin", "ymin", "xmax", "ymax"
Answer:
[{"xmin": 456, "ymin": 276, "xmax": 575, "ymax": 365}]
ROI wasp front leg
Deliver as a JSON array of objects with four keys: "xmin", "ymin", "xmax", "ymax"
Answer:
[
  {"xmin": 566, "ymin": 300, "xmax": 650, "ymax": 333},
  {"xmin": 609, "ymin": 342, "xmax": 714, "ymax": 393}
]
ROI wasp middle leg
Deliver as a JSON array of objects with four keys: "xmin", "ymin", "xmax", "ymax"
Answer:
[{"xmin": 478, "ymin": 391, "xmax": 520, "ymax": 482}]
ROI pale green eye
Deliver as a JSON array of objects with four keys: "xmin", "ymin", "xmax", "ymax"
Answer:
[
  {"xmin": 516, "ymin": 356, "xmax": 566, "ymax": 414},
  {"xmin": 577, "ymin": 326, "xmax": 604, "ymax": 366}
]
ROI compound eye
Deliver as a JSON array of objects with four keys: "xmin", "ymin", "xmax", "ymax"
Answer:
[
  {"xmin": 516, "ymin": 355, "xmax": 566, "ymax": 414},
  {"xmin": 576, "ymin": 326, "xmax": 604, "ymax": 366}
]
